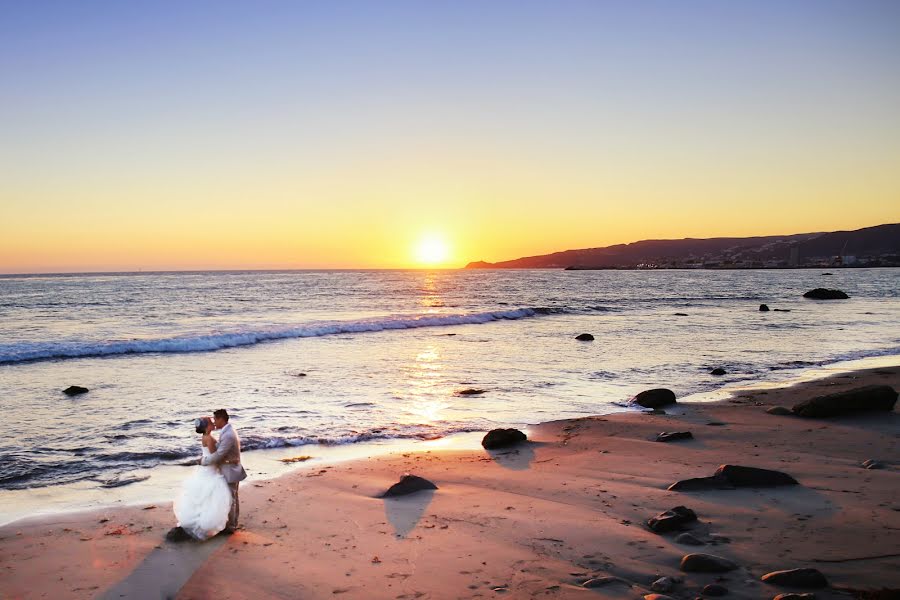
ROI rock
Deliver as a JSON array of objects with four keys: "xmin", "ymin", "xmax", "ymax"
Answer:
[
  {"xmin": 582, "ymin": 577, "xmax": 624, "ymax": 588},
  {"xmin": 761, "ymin": 568, "xmax": 828, "ymax": 588},
  {"xmin": 481, "ymin": 428, "xmax": 527, "ymax": 449},
  {"xmin": 862, "ymin": 459, "xmax": 884, "ymax": 469},
  {"xmin": 706, "ymin": 421, "xmax": 727, "ymax": 426},
  {"xmin": 165, "ymin": 526, "xmax": 192, "ymax": 542},
  {"xmin": 575, "ymin": 333, "xmax": 595, "ymax": 341},
  {"xmin": 767, "ymin": 406, "xmax": 792, "ymax": 416},
  {"xmin": 702, "ymin": 584, "xmax": 728, "ymax": 596},
  {"xmin": 632, "ymin": 388, "xmax": 677, "ymax": 409},
  {"xmin": 774, "ymin": 309, "xmax": 791, "ymax": 312},
  {"xmin": 669, "ymin": 465, "xmax": 798, "ymax": 491},
  {"xmin": 63, "ymin": 385, "xmax": 89, "ymax": 396},
  {"xmin": 791, "ymin": 385, "xmax": 897, "ymax": 418},
  {"xmin": 680, "ymin": 553, "xmax": 738, "ymax": 573},
  {"xmin": 656, "ymin": 431, "xmax": 694, "ymax": 443},
  {"xmin": 773, "ymin": 594, "xmax": 816, "ymax": 600},
  {"xmin": 674, "ymin": 312, "xmax": 689, "ymax": 316},
  {"xmin": 381, "ymin": 475, "xmax": 438, "ymax": 498},
  {"xmin": 802, "ymin": 288, "xmax": 849, "ymax": 300},
  {"xmin": 711, "ymin": 368, "xmax": 727, "ymax": 376},
  {"xmin": 647, "ymin": 506, "xmax": 697, "ymax": 533},
  {"xmin": 456, "ymin": 388, "xmax": 486, "ymax": 395},
  {"xmin": 651, "ymin": 577, "xmax": 676, "ymax": 593},
  {"xmin": 644, "ymin": 595, "xmax": 677, "ymax": 600},
  {"xmin": 674, "ymin": 532, "xmax": 705, "ymax": 545},
  {"xmin": 759, "ymin": 304, "xmax": 770, "ymax": 312}
]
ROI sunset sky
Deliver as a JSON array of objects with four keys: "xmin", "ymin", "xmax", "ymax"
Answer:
[{"xmin": 2, "ymin": 1, "xmax": 899, "ymax": 273}]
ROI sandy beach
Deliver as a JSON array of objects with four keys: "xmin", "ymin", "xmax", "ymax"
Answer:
[{"xmin": 2, "ymin": 366, "xmax": 898, "ymax": 600}]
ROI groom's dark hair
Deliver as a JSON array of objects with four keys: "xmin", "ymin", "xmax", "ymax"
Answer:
[{"xmin": 213, "ymin": 408, "xmax": 229, "ymax": 423}]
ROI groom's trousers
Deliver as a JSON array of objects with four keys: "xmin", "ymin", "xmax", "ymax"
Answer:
[{"xmin": 228, "ymin": 482, "xmax": 240, "ymax": 529}]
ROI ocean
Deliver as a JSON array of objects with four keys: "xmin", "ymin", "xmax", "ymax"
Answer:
[{"xmin": 1, "ymin": 268, "xmax": 898, "ymax": 522}]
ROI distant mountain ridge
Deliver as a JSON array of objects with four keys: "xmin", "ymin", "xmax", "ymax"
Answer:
[{"xmin": 465, "ymin": 223, "xmax": 900, "ymax": 269}]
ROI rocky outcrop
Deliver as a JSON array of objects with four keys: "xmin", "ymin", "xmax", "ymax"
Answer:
[
  {"xmin": 381, "ymin": 475, "xmax": 438, "ymax": 498},
  {"xmin": 632, "ymin": 388, "xmax": 677, "ymax": 409},
  {"xmin": 791, "ymin": 385, "xmax": 897, "ymax": 417},
  {"xmin": 803, "ymin": 288, "xmax": 849, "ymax": 300},
  {"xmin": 761, "ymin": 568, "xmax": 828, "ymax": 588},
  {"xmin": 481, "ymin": 428, "xmax": 527, "ymax": 449},
  {"xmin": 669, "ymin": 465, "xmax": 799, "ymax": 491}
]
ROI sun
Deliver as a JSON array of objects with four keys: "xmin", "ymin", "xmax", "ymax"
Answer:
[{"xmin": 414, "ymin": 235, "xmax": 451, "ymax": 266}]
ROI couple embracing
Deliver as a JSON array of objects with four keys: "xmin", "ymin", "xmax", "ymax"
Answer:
[{"xmin": 173, "ymin": 408, "xmax": 247, "ymax": 540}]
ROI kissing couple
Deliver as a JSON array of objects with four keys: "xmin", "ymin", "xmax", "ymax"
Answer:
[{"xmin": 172, "ymin": 408, "xmax": 248, "ymax": 540}]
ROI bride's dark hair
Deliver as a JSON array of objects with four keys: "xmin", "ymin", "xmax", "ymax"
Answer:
[{"xmin": 194, "ymin": 417, "xmax": 210, "ymax": 434}]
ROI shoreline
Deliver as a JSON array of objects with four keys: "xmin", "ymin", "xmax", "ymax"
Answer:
[
  {"xmin": 1, "ymin": 353, "xmax": 898, "ymax": 528},
  {"xmin": 2, "ymin": 365, "xmax": 898, "ymax": 599}
]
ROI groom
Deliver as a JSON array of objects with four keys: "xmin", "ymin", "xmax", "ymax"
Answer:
[{"xmin": 201, "ymin": 408, "xmax": 248, "ymax": 533}]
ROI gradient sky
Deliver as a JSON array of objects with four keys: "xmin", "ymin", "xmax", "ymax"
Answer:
[{"xmin": 2, "ymin": 0, "xmax": 899, "ymax": 272}]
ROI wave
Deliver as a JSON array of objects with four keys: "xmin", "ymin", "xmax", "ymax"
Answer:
[{"xmin": 0, "ymin": 308, "xmax": 541, "ymax": 365}]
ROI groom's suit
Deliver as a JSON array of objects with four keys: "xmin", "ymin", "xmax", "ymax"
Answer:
[{"xmin": 201, "ymin": 422, "xmax": 247, "ymax": 530}]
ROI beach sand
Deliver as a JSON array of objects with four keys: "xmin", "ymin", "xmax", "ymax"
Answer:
[{"xmin": 1, "ymin": 367, "xmax": 898, "ymax": 599}]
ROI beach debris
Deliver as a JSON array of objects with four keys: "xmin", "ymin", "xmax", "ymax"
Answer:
[
  {"xmin": 761, "ymin": 568, "xmax": 828, "ymax": 588},
  {"xmin": 280, "ymin": 455, "xmax": 313, "ymax": 464},
  {"xmin": 862, "ymin": 459, "xmax": 884, "ymax": 469},
  {"xmin": 656, "ymin": 431, "xmax": 693, "ymax": 443},
  {"xmin": 647, "ymin": 506, "xmax": 697, "ymax": 533},
  {"xmin": 674, "ymin": 532, "xmax": 705, "ymax": 545},
  {"xmin": 803, "ymin": 288, "xmax": 849, "ymax": 300},
  {"xmin": 651, "ymin": 577, "xmax": 677, "ymax": 592},
  {"xmin": 767, "ymin": 406, "xmax": 793, "ymax": 416},
  {"xmin": 680, "ymin": 553, "xmax": 738, "ymax": 573},
  {"xmin": 456, "ymin": 388, "xmax": 486, "ymax": 396},
  {"xmin": 380, "ymin": 474, "xmax": 438, "ymax": 498},
  {"xmin": 575, "ymin": 333, "xmax": 594, "ymax": 341},
  {"xmin": 63, "ymin": 385, "xmax": 89, "ymax": 396},
  {"xmin": 702, "ymin": 583, "xmax": 729, "ymax": 596},
  {"xmin": 669, "ymin": 465, "xmax": 799, "ymax": 491},
  {"xmin": 481, "ymin": 428, "xmax": 527, "ymax": 449},
  {"xmin": 632, "ymin": 388, "xmax": 677, "ymax": 409},
  {"xmin": 773, "ymin": 593, "xmax": 817, "ymax": 600},
  {"xmin": 711, "ymin": 368, "xmax": 727, "ymax": 376},
  {"xmin": 759, "ymin": 304, "xmax": 770, "ymax": 312},
  {"xmin": 791, "ymin": 385, "xmax": 897, "ymax": 418},
  {"xmin": 165, "ymin": 526, "xmax": 192, "ymax": 542}
]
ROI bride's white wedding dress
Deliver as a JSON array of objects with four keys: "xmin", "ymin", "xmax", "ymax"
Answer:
[{"xmin": 173, "ymin": 447, "xmax": 232, "ymax": 540}]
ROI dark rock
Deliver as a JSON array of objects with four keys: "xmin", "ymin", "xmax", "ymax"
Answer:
[
  {"xmin": 647, "ymin": 506, "xmax": 697, "ymax": 533},
  {"xmin": 680, "ymin": 553, "xmax": 738, "ymax": 573},
  {"xmin": 862, "ymin": 459, "xmax": 884, "ymax": 470},
  {"xmin": 822, "ymin": 273, "xmax": 833, "ymax": 276},
  {"xmin": 791, "ymin": 385, "xmax": 897, "ymax": 418},
  {"xmin": 803, "ymin": 288, "xmax": 849, "ymax": 300},
  {"xmin": 456, "ymin": 388, "xmax": 486, "ymax": 396},
  {"xmin": 675, "ymin": 532, "xmax": 705, "ymax": 545},
  {"xmin": 481, "ymin": 428, "xmax": 527, "ymax": 449},
  {"xmin": 652, "ymin": 577, "xmax": 676, "ymax": 593},
  {"xmin": 711, "ymin": 368, "xmax": 727, "ymax": 376},
  {"xmin": 381, "ymin": 475, "xmax": 438, "ymax": 498},
  {"xmin": 575, "ymin": 333, "xmax": 595, "ymax": 341},
  {"xmin": 63, "ymin": 385, "xmax": 89, "ymax": 396},
  {"xmin": 773, "ymin": 309, "xmax": 791, "ymax": 312},
  {"xmin": 706, "ymin": 421, "xmax": 727, "ymax": 426},
  {"xmin": 773, "ymin": 594, "xmax": 816, "ymax": 600},
  {"xmin": 759, "ymin": 304, "xmax": 770, "ymax": 312},
  {"xmin": 674, "ymin": 312, "xmax": 689, "ymax": 316},
  {"xmin": 656, "ymin": 431, "xmax": 693, "ymax": 443},
  {"xmin": 644, "ymin": 595, "xmax": 677, "ymax": 600},
  {"xmin": 633, "ymin": 388, "xmax": 677, "ymax": 409},
  {"xmin": 165, "ymin": 526, "xmax": 192, "ymax": 542},
  {"xmin": 648, "ymin": 408, "xmax": 667, "ymax": 415},
  {"xmin": 761, "ymin": 568, "xmax": 828, "ymax": 588},
  {"xmin": 702, "ymin": 584, "xmax": 728, "ymax": 596},
  {"xmin": 669, "ymin": 465, "xmax": 798, "ymax": 491},
  {"xmin": 767, "ymin": 406, "xmax": 793, "ymax": 416}
]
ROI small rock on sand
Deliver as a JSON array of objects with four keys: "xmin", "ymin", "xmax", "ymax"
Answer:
[
  {"xmin": 632, "ymin": 388, "xmax": 677, "ymax": 409},
  {"xmin": 651, "ymin": 577, "xmax": 676, "ymax": 592},
  {"xmin": 582, "ymin": 577, "xmax": 624, "ymax": 588},
  {"xmin": 381, "ymin": 475, "xmax": 438, "ymax": 498},
  {"xmin": 575, "ymin": 333, "xmax": 594, "ymax": 341},
  {"xmin": 656, "ymin": 431, "xmax": 693, "ymax": 443},
  {"xmin": 647, "ymin": 506, "xmax": 697, "ymax": 533},
  {"xmin": 482, "ymin": 428, "xmax": 527, "ymax": 449},
  {"xmin": 63, "ymin": 385, "xmax": 89, "ymax": 396},
  {"xmin": 669, "ymin": 465, "xmax": 799, "ymax": 491},
  {"xmin": 674, "ymin": 532, "xmax": 705, "ymax": 545},
  {"xmin": 767, "ymin": 406, "xmax": 792, "ymax": 416},
  {"xmin": 702, "ymin": 583, "xmax": 729, "ymax": 596},
  {"xmin": 761, "ymin": 568, "xmax": 828, "ymax": 588},
  {"xmin": 680, "ymin": 553, "xmax": 739, "ymax": 573},
  {"xmin": 862, "ymin": 459, "xmax": 884, "ymax": 469}
]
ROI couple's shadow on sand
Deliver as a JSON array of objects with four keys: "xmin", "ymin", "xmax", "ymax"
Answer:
[{"xmin": 384, "ymin": 442, "xmax": 539, "ymax": 538}]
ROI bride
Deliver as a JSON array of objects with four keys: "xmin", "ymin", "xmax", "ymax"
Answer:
[{"xmin": 173, "ymin": 417, "xmax": 233, "ymax": 540}]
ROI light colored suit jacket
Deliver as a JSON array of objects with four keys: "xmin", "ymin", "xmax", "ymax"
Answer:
[{"xmin": 201, "ymin": 423, "xmax": 248, "ymax": 483}]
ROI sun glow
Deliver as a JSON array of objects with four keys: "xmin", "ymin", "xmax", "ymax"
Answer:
[{"xmin": 414, "ymin": 235, "xmax": 451, "ymax": 266}]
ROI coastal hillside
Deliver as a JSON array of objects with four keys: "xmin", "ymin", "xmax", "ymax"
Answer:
[{"xmin": 465, "ymin": 223, "xmax": 900, "ymax": 269}]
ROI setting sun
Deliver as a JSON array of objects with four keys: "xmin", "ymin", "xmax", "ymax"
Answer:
[{"xmin": 414, "ymin": 235, "xmax": 451, "ymax": 266}]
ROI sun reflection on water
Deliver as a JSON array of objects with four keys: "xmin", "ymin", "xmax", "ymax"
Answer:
[{"xmin": 401, "ymin": 345, "xmax": 450, "ymax": 424}]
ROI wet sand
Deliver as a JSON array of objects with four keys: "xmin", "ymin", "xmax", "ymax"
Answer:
[{"xmin": 1, "ymin": 366, "xmax": 898, "ymax": 599}]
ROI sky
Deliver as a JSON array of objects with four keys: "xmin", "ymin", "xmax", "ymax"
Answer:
[{"xmin": 1, "ymin": 0, "xmax": 899, "ymax": 272}]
